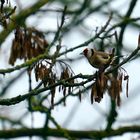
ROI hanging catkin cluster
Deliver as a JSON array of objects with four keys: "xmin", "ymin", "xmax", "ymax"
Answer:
[
  {"xmin": 34, "ymin": 61, "xmax": 75, "ymax": 106},
  {"xmin": 9, "ymin": 27, "xmax": 48, "ymax": 65},
  {"xmin": 91, "ymin": 70, "xmax": 129, "ymax": 106}
]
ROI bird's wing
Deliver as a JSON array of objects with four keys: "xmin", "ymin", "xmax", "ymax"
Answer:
[
  {"xmin": 96, "ymin": 53, "xmax": 110, "ymax": 64},
  {"xmin": 101, "ymin": 55, "xmax": 109, "ymax": 59}
]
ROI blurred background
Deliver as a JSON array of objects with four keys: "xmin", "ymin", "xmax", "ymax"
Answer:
[{"xmin": 0, "ymin": 0, "xmax": 140, "ymax": 140}]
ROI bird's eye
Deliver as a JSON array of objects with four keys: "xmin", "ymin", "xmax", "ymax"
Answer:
[{"xmin": 91, "ymin": 49, "xmax": 94, "ymax": 56}]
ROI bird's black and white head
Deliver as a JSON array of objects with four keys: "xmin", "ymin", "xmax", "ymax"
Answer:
[{"xmin": 82, "ymin": 48, "xmax": 94, "ymax": 58}]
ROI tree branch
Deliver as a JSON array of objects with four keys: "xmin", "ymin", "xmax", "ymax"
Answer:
[
  {"xmin": 0, "ymin": 0, "xmax": 50, "ymax": 45},
  {"xmin": 0, "ymin": 73, "xmax": 90, "ymax": 106},
  {"xmin": 0, "ymin": 45, "xmax": 139, "ymax": 106},
  {"xmin": 0, "ymin": 126, "xmax": 140, "ymax": 139}
]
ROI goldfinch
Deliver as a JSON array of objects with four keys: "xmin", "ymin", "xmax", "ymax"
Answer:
[{"xmin": 81, "ymin": 48, "xmax": 115, "ymax": 69}]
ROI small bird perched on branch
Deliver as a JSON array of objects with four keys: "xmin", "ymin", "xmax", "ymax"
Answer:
[{"xmin": 81, "ymin": 48, "xmax": 115, "ymax": 71}]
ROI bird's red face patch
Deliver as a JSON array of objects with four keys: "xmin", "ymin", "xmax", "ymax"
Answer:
[{"xmin": 83, "ymin": 48, "xmax": 88, "ymax": 57}]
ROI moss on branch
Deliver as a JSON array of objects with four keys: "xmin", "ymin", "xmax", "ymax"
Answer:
[{"xmin": 0, "ymin": 126, "xmax": 140, "ymax": 139}]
